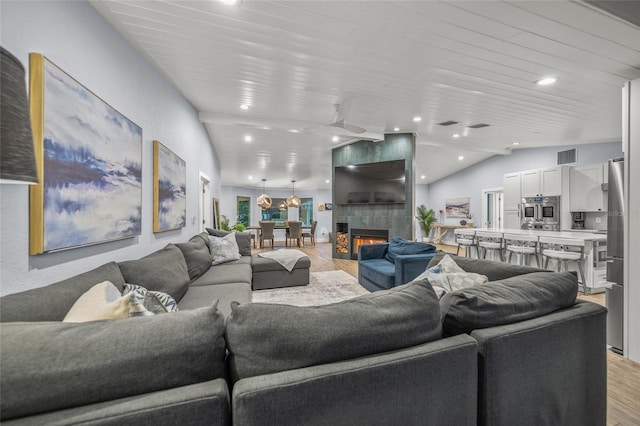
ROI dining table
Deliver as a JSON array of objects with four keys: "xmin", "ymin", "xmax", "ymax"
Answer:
[{"xmin": 247, "ymin": 224, "xmax": 311, "ymax": 248}]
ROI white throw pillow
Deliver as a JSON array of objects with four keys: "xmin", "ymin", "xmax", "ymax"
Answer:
[
  {"xmin": 412, "ymin": 254, "xmax": 487, "ymax": 298},
  {"xmin": 208, "ymin": 232, "xmax": 241, "ymax": 265},
  {"xmin": 63, "ymin": 281, "xmax": 147, "ymax": 322}
]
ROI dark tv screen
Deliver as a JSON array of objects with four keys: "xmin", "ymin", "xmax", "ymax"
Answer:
[{"xmin": 334, "ymin": 160, "xmax": 406, "ymax": 205}]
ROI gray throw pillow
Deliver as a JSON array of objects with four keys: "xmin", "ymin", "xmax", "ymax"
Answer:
[
  {"xmin": 427, "ymin": 251, "xmax": 548, "ymax": 281},
  {"xmin": 0, "ymin": 262, "xmax": 126, "ymax": 322},
  {"xmin": 225, "ymin": 278, "xmax": 442, "ymax": 383},
  {"xmin": 0, "ymin": 305, "xmax": 226, "ymax": 420},
  {"xmin": 206, "ymin": 228, "xmax": 252, "ymax": 256},
  {"xmin": 175, "ymin": 235, "xmax": 213, "ymax": 281},
  {"xmin": 118, "ymin": 244, "xmax": 190, "ymax": 302},
  {"xmin": 439, "ymin": 271, "xmax": 578, "ymax": 337}
]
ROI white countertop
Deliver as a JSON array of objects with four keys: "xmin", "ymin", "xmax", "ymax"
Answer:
[{"xmin": 470, "ymin": 228, "xmax": 607, "ymax": 242}]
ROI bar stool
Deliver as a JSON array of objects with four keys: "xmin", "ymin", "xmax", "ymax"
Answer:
[
  {"xmin": 476, "ymin": 231, "xmax": 504, "ymax": 262},
  {"xmin": 503, "ymin": 233, "xmax": 540, "ymax": 267},
  {"xmin": 454, "ymin": 228, "xmax": 477, "ymax": 258},
  {"xmin": 539, "ymin": 236, "xmax": 587, "ymax": 294}
]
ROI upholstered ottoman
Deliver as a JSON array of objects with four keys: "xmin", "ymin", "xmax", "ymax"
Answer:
[{"xmin": 251, "ymin": 254, "xmax": 311, "ymax": 290}]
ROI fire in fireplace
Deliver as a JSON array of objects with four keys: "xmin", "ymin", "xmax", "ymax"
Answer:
[{"xmin": 350, "ymin": 228, "xmax": 389, "ymax": 260}]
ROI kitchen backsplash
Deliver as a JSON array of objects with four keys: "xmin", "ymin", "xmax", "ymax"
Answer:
[{"xmin": 584, "ymin": 212, "xmax": 608, "ymax": 231}]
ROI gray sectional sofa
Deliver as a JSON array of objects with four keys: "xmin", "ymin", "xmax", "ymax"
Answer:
[{"xmin": 0, "ymin": 242, "xmax": 607, "ymax": 426}]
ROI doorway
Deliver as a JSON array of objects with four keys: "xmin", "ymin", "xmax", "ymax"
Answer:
[
  {"xmin": 482, "ymin": 188, "xmax": 504, "ymax": 229},
  {"xmin": 199, "ymin": 173, "xmax": 211, "ymax": 232}
]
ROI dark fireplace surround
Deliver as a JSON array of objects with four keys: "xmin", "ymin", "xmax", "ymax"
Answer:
[{"xmin": 331, "ymin": 134, "xmax": 415, "ymax": 260}]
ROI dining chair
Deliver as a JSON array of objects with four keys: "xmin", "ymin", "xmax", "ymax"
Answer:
[
  {"xmin": 259, "ymin": 221, "xmax": 275, "ymax": 249},
  {"xmin": 301, "ymin": 221, "xmax": 318, "ymax": 246},
  {"xmin": 286, "ymin": 221, "xmax": 303, "ymax": 247}
]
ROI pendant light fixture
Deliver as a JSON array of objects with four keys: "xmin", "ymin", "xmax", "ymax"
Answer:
[
  {"xmin": 279, "ymin": 200, "xmax": 288, "ymax": 211},
  {"xmin": 286, "ymin": 179, "xmax": 301, "ymax": 208},
  {"xmin": 256, "ymin": 178, "xmax": 272, "ymax": 209}
]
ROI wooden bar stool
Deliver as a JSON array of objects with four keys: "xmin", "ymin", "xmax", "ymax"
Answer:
[
  {"xmin": 476, "ymin": 231, "xmax": 505, "ymax": 262},
  {"xmin": 539, "ymin": 236, "xmax": 587, "ymax": 293},
  {"xmin": 504, "ymin": 233, "xmax": 540, "ymax": 267},
  {"xmin": 454, "ymin": 228, "xmax": 477, "ymax": 258}
]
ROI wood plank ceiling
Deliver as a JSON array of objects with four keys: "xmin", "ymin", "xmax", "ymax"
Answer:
[{"xmin": 90, "ymin": 0, "xmax": 640, "ymax": 189}]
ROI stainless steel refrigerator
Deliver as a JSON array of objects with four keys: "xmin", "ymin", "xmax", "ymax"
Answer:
[{"xmin": 606, "ymin": 158, "xmax": 624, "ymax": 354}]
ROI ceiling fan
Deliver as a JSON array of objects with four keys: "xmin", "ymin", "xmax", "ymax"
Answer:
[{"xmin": 323, "ymin": 94, "xmax": 367, "ymax": 134}]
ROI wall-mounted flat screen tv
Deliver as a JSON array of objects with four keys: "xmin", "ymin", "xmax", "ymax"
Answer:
[{"xmin": 334, "ymin": 159, "xmax": 406, "ymax": 205}]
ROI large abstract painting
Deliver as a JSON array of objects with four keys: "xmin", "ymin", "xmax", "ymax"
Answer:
[
  {"xmin": 29, "ymin": 54, "xmax": 142, "ymax": 254},
  {"xmin": 445, "ymin": 197, "xmax": 470, "ymax": 218},
  {"xmin": 153, "ymin": 140, "xmax": 186, "ymax": 232}
]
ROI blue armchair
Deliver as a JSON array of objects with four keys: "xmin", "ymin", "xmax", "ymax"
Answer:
[{"xmin": 358, "ymin": 237, "xmax": 437, "ymax": 292}]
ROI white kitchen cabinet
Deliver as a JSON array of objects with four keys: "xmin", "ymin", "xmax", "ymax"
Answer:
[
  {"xmin": 503, "ymin": 210, "xmax": 520, "ymax": 229},
  {"xmin": 570, "ymin": 163, "xmax": 606, "ymax": 212},
  {"xmin": 521, "ymin": 166, "xmax": 564, "ymax": 197},
  {"xmin": 503, "ymin": 173, "xmax": 521, "ymax": 210},
  {"xmin": 521, "ymin": 170, "xmax": 541, "ymax": 197}
]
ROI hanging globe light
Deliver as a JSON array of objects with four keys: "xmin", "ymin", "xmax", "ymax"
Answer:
[
  {"xmin": 279, "ymin": 200, "xmax": 288, "ymax": 211},
  {"xmin": 286, "ymin": 179, "xmax": 301, "ymax": 208},
  {"xmin": 257, "ymin": 178, "xmax": 272, "ymax": 209}
]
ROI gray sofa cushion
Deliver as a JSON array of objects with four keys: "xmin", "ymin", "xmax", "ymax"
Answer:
[
  {"xmin": 119, "ymin": 244, "xmax": 190, "ymax": 302},
  {"xmin": 175, "ymin": 235, "xmax": 213, "ymax": 281},
  {"xmin": 225, "ymin": 278, "xmax": 442, "ymax": 383},
  {"xmin": 206, "ymin": 229, "xmax": 252, "ymax": 256},
  {"xmin": 0, "ymin": 262, "xmax": 125, "ymax": 322},
  {"xmin": 0, "ymin": 305, "xmax": 226, "ymax": 420},
  {"xmin": 440, "ymin": 271, "xmax": 578, "ymax": 337},
  {"xmin": 178, "ymin": 282, "xmax": 252, "ymax": 318},
  {"xmin": 191, "ymin": 257, "xmax": 253, "ymax": 287},
  {"xmin": 427, "ymin": 251, "xmax": 548, "ymax": 281}
]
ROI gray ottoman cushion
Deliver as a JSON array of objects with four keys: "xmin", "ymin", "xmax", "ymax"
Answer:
[
  {"xmin": 0, "ymin": 262, "xmax": 126, "ymax": 322},
  {"xmin": 251, "ymin": 254, "xmax": 310, "ymax": 290},
  {"xmin": 0, "ymin": 305, "xmax": 226, "ymax": 420},
  {"xmin": 225, "ymin": 278, "xmax": 442, "ymax": 382}
]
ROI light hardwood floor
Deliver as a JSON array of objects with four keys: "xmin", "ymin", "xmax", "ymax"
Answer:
[{"xmin": 253, "ymin": 241, "xmax": 640, "ymax": 425}]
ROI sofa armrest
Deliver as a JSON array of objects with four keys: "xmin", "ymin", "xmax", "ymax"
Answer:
[
  {"xmin": 394, "ymin": 253, "xmax": 436, "ymax": 285},
  {"xmin": 358, "ymin": 243, "xmax": 389, "ymax": 261},
  {"xmin": 232, "ymin": 334, "xmax": 478, "ymax": 426},
  {"xmin": 470, "ymin": 301, "xmax": 607, "ymax": 426},
  {"xmin": 3, "ymin": 379, "xmax": 230, "ymax": 426}
]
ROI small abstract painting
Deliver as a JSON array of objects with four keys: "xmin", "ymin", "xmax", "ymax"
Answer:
[
  {"xmin": 29, "ymin": 54, "xmax": 142, "ymax": 254},
  {"xmin": 153, "ymin": 140, "xmax": 186, "ymax": 232},
  {"xmin": 445, "ymin": 197, "xmax": 470, "ymax": 218}
]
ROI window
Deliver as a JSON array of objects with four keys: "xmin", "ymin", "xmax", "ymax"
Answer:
[
  {"xmin": 236, "ymin": 196, "xmax": 250, "ymax": 227},
  {"xmin": 260, "ymin": 197, "xmax": 313, "ymax": 226},
  {"xmin": 299, "ymin": 197, "xmax": 313, "ymax": 226}
]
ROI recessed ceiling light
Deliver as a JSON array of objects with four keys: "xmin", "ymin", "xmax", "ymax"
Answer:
[
  {"xmin": 332, "ymin": 136, "xmax": 339, "ymax": 142},
  {"xmin": 325, "ymin": 179, "xmax": 330, "ymax": 184},
  {"xmin": 244, "ymin": 135, "xmax": 252, "ymax": 142},
  {"xmin": 452, "ymin": 134, "xmax": 460, "ymax": 138},
  {"xmin": 512, "ymin": 141, "xmax": 520, "ymax": 145},
  {"xmin": 413, "ymin": 116, "xmax": 422, "ymax": 122},
  {"xmin": 248, "ymin": 175, "xmax": 253, "ymax": 179},
  {"xmin": 458, "ymin": 155, "xmax": 464, "ymax": 161},
  {"xmin": 240, "ymin": 104, "xmax": 249, "ymax": 110},
  {"xmin": 288, "ymin": 129, "xmax": 300, "ymax": 133},
  {"xmin": 421, "ymin": 175, "xmax": 426, "ymax": 179},
  {"xmin": 219, "ymin": 0, "xmax": 238, "ymax": 5},
  {"xmin": 536, "ymin": 77, "xmax": 557, "ymax": 86},
  {"xmin": 393, "ymin": 127, "xmax": 400, "ymax": 132}
]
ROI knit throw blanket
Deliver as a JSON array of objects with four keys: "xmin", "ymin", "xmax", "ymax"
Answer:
[{"xmin": 258, "ymin": 249, "xmax": 307, "ymax": 271}]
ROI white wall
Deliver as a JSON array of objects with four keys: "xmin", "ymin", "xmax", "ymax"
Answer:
[
  {"xmin": 220, "ymin": 185, "xmax": 332, "ymax": 243},
  {"xmin": 0, "ymin": 1, "xmax": 220, "ymax": 295}
]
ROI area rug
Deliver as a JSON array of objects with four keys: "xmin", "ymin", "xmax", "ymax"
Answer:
[{"xmin": 251, "ymin": 270, "xmax": 369, "ymax": 306}]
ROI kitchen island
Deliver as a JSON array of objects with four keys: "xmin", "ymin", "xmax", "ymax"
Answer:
[{"xmin": 465, "ymin": 228, "xmax": 609, "ymax": 293}]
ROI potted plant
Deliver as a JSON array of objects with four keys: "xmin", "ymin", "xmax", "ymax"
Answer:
[
  {"xmin": 416, "ymin": 205, "xmax": 437, "ymax": 242},
  {"xmin": 219, "ymin": 215, "xmax": 246, "ymax": 232}
]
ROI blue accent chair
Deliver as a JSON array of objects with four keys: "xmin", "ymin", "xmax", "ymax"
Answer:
[{"xmin": 358, "ymin": 237, "xmax": 437, "ymax": 292}]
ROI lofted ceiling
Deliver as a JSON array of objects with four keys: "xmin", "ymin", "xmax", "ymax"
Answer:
[{"xmin": 90, "ymin": 0, "xmax": 640, "ymax": 190}]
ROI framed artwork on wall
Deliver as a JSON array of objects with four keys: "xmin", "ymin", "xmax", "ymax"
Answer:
[
  {"xmin": 324, "ymin": 203, "xmax": 333, "ymax": 211},
  {"xmin": 153, "ymin": 140, "xmax": 186, "ymax": 232},
  {"xmin": 445, "ymin": 197, "xmax": 470, "ymax": 218},
  {"xmin": 28, "ymin": 53, "xmax": 143, "ymax": 254}
]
